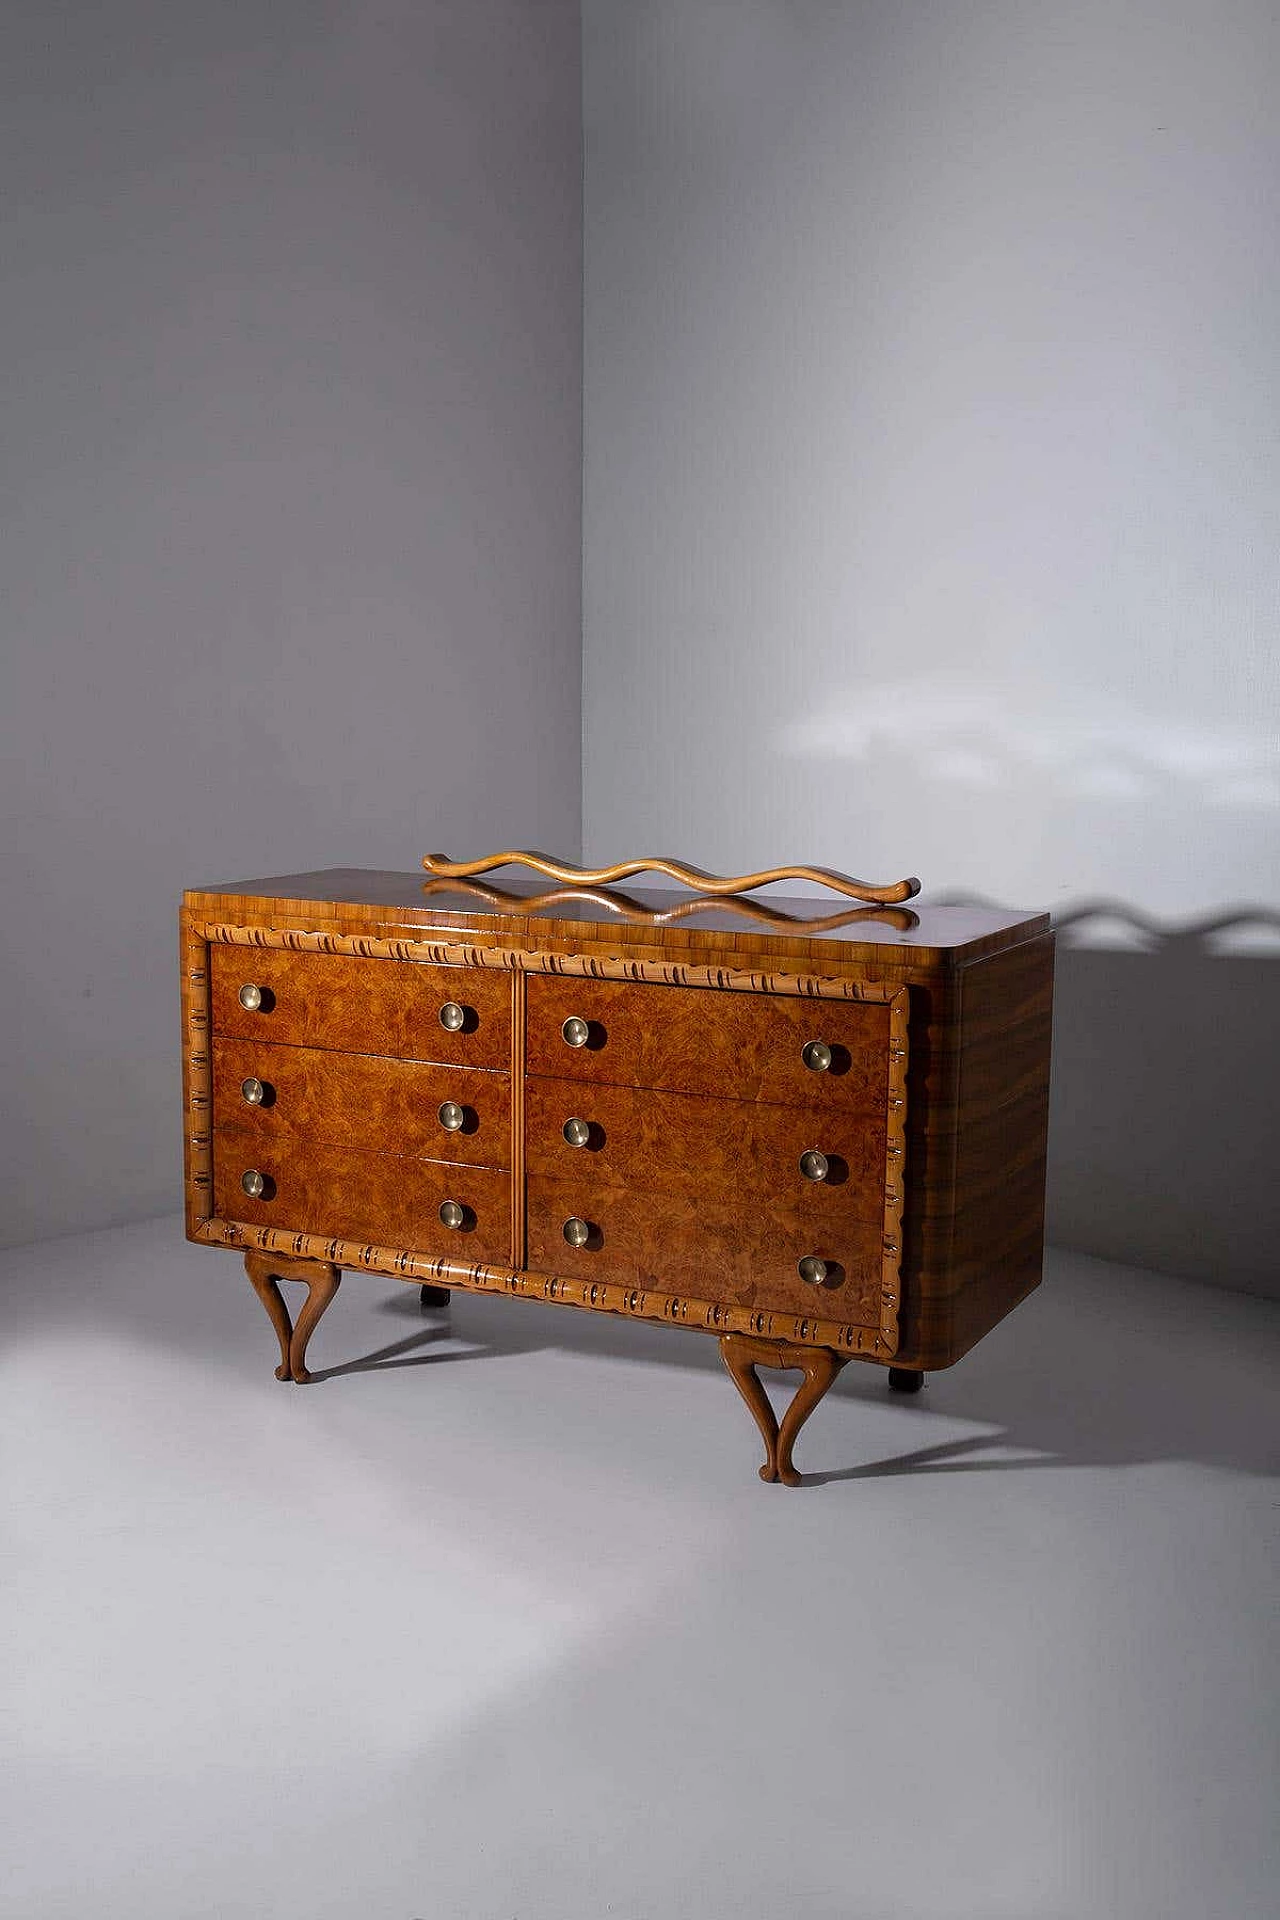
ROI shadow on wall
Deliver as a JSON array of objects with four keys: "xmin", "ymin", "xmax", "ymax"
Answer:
[{"xmin": 945, "ymin": 900, "xmax": 1280, "ymax": 1301}]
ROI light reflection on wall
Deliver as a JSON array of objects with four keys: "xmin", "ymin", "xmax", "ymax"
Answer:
[{"xmin": 782, "ymin": 676, "xmax": 1280, "ymax": 811}]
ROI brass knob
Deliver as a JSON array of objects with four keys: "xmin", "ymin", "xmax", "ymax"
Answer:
[
  {"xmin": 802, "ymin": 1040, "xmax": 832, "ymax": 1073},
  {"xmin": 562, "ymin": 1216, "xmax": 591, "ymax": 1248},
  {"xmin": 798, "ymin": 1255, "xmax": 828, "ymax": 1285},
  {"xmin": 562, "ymin": 1116, "xmax": 590, "ymax": 1148},
  {"xmin": 241, "ymin": 1169, "xmax": 266, "ymax": 1199},
  {"xmin": 438, "ymin": 1101, "xmax": 465, "ymax": 1132},
  {"xmin": 799, "ymin": 1149, "xmax": 830, "ymax": 1183},
  {"xmin": 438, "ymin": 1199, "xmax": 465, "ymax": 1230},
  {"xmin": 240, "ymin": 1077, "xmax": 266, "ymax": 1106},
  {"xmin": 238, "ymin": 983, "xmax": 264, "ymax": 1012},
  {"xmin": 561, "ymin": 1016, "xmax": 590, "ymax": 1049},
  {"xmin": 439, "ymin": 1001, "xmax": 466, "ymax": 1032}
]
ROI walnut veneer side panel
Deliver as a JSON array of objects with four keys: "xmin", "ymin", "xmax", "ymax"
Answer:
[
  {"xmin": 947, "ymin": 933, "xmax": 1054, "ymax": 1358},
  {"xmin": 891, "ymin": 935, "xmax": 1054, "ymax": 1369}
]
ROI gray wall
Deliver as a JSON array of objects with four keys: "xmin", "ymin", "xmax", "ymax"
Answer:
[
  {"xmin": 582, "ymin": 1, "xmax": 1280, "ymax": 1295},
  {"xmin": 1, "ymin": 0, "xmax": 583, "ymax": 1248}
]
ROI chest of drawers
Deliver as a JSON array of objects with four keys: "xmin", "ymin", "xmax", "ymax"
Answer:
[{"xmin": 181, "ymin": 854, "xmax": 1053, "ymax": 1484}]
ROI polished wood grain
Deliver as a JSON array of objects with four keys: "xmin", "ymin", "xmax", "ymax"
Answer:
[
  {"xmin": 243, "ymin": 1252, "xmax": 341, "ymax": 1383},
  {"xmin": 209, "ymin": 943, "xmax": 510, "ymax": 1067},
  {"xmin": 526, "ymin": 974, "xmax": 893, "ymax": 1107},
  {"xmin": 186, "ymin": 871, "xmax": 1048, "ymax": 969},
  {"xmin": 525, "ymin": 1075, "xmax": 887, "ymax": 1218},
  {"xmin": 869, "ymin": 935, "xmax": 1054, "ymax": 1370},
  {"xmin": 211, "ymin": 1036, "xmax": 511, "ymax": 1168},
  {"xmin": 915, "ymin": 933, "xmax": 1054, "ymax": 1366},
  {"xmin": 525, "ymin": 1174, "xmax": 886, "ymax": 1329},
  {"xmin": 719, "ymin": 1334, "xmax": 847, "ymax": 1485},
  {"xmin": 423, "ymin": 849, "xmax": 921, "ymax": 904},
  {"xmin": 214, "ymin": 1130, "xmax": 511, "ymax": 1266}
]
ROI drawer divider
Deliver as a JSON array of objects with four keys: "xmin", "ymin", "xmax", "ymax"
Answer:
[{"xmin": 511, "ymin": 969, "xmax": 527, "ymax": 1270}]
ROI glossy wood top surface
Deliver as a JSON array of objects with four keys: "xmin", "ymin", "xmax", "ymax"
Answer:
[{"xmin": 185, "ymin": 867, "xmax": 1050, "ymax": 970}]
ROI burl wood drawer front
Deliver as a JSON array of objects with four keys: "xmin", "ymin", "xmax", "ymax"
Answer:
[
  {"xmin": 212, "ymin": 1037, "xmax": 511, "ymax": 1169},
  {"xmin": 526, "ymin": 1176, "xmax": 884, "ymax": 1327},
  {"xmin": 213, "ymin": 1131, "xmax": 511, "ymax": 1263},
  {"xmin": 525, "ymin": 1076, "xmax": 886, "ymax": 1220},
  {"xmin": 210, "ymin": 946, "xmax": 509, "ymax": 1067},
  {"xmin": 526, "ymin": 975, "xmax": 890, "ymax": 1107}
]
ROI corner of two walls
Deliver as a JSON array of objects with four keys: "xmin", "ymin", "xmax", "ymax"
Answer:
[{"xmin": 579, "ymin": 1, "xmax": 1280, "ymax": 1298}]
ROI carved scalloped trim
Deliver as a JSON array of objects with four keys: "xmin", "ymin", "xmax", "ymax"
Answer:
[
  {"xmin": 200, "ymin": 921, "xmax": 895, "ymax": 1003},
  {"xmin": 192, "ymin": 1219, "xmax": 900, "ymax": 1357}
]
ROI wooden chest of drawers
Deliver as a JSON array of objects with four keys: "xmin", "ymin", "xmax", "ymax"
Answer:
[{"xmin": 181, "ymin": 855, "xmax": 1053, "ymax": 1484}]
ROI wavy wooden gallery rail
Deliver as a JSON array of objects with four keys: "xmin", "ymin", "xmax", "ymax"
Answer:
[
  {"xmin": 420, "ymin": 874, "xmax": 921, "ymax": 935},
  {"xmin": 422, "ymin": 850, "xmax": 922, "ymax": 906}
]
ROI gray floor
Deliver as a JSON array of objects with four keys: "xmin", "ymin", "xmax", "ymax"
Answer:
[{"xmin": 2, "ymin": 1219, "xmax": 1276, "ymax": 1920}]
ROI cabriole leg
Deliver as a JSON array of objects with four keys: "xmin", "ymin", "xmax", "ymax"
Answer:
[
  {"xmin": 719, "ymin": 1334, "xmax": 846, "ymax": 1486},
  {"xmin": 244, "ymin": 1253, "xmax": 341, "ymax": 1383}
]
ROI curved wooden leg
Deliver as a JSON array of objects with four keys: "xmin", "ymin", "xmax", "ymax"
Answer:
[
  {"xmin": 719, "ymin": 1334, "xmax": 846, "ymax": 1486},
  {"xmin": 720, "ymin": 1335, "xmax": 782, "ymax": 1482},
  {"xmin": 244, "ymin": 1253, "xmax": 341, "ymax": 1383},
  {"xmin": 287, "ymin": 1262, "xmax": 341, "ymax": 1382},
  {"xmin": 775, "ymin": 1348, "xmax": 845, "ymax": 1486},
  {"xmin": 244, "ymin": 1255, "xmax": 293, "ymax": 1381}
]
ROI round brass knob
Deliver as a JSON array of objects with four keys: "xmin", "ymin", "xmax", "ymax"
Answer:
[
  {"xmin": 438, "ymin": 1199, "xmax": 465, "ymax": 1230},
  {"xmin": 437, "ymin": 1101, "xmax": 465, "ymax": 1132},
  {"xmin": 238, "ymin": 983, "xmax": 264, "ymax": 1012},
  {"xmin": 802, "ymin": 1040, "xmax": 833, "ymax": 1073},
  {"xmin": 799, "ymin": 1149, "xmax": 830, "ymax": 1183},
  {"xmin": 562, "ymin": 1117, "xmax": 591, "ymax": 1148},
  {"xmin": 562, "ymin": 1216, "xmax": 591, "ymax": 1248},
  {"xmin": 241, "ymin": 1169, "xmax": 266, "ymax": 1199},
  {"xmin": 797, "ymin": 1255, "xmax": 828, "ymax": 1285},
  {"xmin": 439, "ymin": 1001, "xmax": 466, "ymax": 1032},
  {"xmin": 240, "ymin": 1077, "xmax": 266, "ymax": 1106},
  {"xmin": 561, "ymin": 1016, "xmax": 590, "ymax": 1049}
]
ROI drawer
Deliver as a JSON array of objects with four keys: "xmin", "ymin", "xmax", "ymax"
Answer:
[
  {"xmin": 526, "ymin": 1076, "xmax": 885, "ymax": 1219},
  {"xmin": 525, "ymin": 975, "xmax": 890, "ymax": 1108},
  {"xmin": 526, "ymin": 1176, "xmax": 884, "ymax": 1328},
  {"xmin": 212, "ymin": 1037, "xmax": 510, "ymax": 1169},
  {"xmin": 214, "ymin": 1130, "xmax": 511, "ymax": 1263},
  {"xmin": 210, "ymin": 945, "xmax": 509, "ymax": 1067}
]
